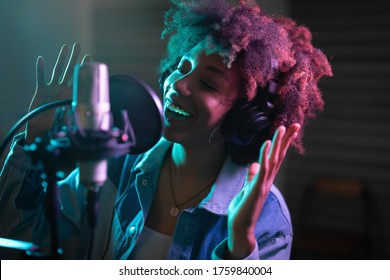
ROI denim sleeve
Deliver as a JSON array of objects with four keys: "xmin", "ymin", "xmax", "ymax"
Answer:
[
  {"xmin": 0, "ymin": 133, "xmax": 48, "ymax": 241},
  {"xmin": 212, "ymin": 238, "xmax": 260, "ymax": 260},
  {"xmin": 211, "ymin": 234, "xmax": 292, "ymax": 260},
  {"xmin": 258, "ymin": 233, "xmax": 292, "ymax": 259},
  {"xmin": 211, "ymin": 186, "xmax": 293, "ymax": 260}
]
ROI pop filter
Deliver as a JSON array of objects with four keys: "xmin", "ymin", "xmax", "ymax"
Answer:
[{"xmin": 109, "ymin": 75, "xmax": 163, "ymax": 154}]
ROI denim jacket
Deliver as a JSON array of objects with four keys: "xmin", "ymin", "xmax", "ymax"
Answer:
[{"xmin": 0, "ymin": 134, "xmax": 292, "ymax": 259}]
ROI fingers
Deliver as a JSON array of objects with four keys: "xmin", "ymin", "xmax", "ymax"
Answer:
[
  {"xmin": 61, "ymin": 43, "xmax": 82, "ymax": 83},
  {"xmin": 247, "ymin": 162, "xmax": 260, "ymax": 182},
  {"xmin": 268, "ymin": 124, "xmax": 300, "ymax": 170},
  {"xmin": 67, "ymin": 54, "xmax": 92, "ymax": 87},
  {"xmin": 81, "ymin": 54, "xmax": 92, "ymax": 65},
  {"xmin": 50, "ymin": 44, "xmax": 70, "ymax": 84},
  {"xmin": 249, "ymin": 140, "xmax": 270, "ymax": 197},
  {"xmin": 268, "ymin": 125, "xmax": 285, "ymax": 163},
  {"xmin": 279, "ymin": 123, "xmax": 300, "ymax": 157},
  {"xmin": 257, "ymin": 123, "xmax": 301, "ymax": 177},
  {"xmin": 50, "ymin": 43, "xmax": 86, "ymax": 85},
  {"xmin": 241, "ymin": 124, "xmax": 300, "ymax": 216},
  {"xmin": 258, "ymin": 140, "xmax": 271, "ymax": 180},
  {"xmin": 36, "ymin": 56, "xmax": 46, "ymax": 87}
]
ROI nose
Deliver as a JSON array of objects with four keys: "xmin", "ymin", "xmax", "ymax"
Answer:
[{"xmin": 170, "ymin": 75, "xmax": 191, "ymax": 97}]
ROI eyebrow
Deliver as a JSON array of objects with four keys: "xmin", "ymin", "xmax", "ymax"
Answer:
[{"xmin": 181, "ymin": 55, "xmax": 231, "ymax": 83}]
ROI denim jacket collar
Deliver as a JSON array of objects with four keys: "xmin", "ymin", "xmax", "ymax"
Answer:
[{"xmin": 133, "ymin": 137, "xmax": 248, "ymax": 216}]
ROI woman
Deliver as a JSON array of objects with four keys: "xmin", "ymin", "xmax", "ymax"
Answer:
[{"xmin": 0, "ymin": 0, "xmax": 332, "ymax": 259}]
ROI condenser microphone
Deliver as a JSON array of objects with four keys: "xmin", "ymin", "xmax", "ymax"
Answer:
[{"xmin": 72, "ymin": 62, "xmax": 111, "ymax": 190}]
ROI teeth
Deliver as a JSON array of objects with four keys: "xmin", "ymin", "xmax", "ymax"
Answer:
[{"xmin": 166, "ymin": 101, "xmax": 191, "ymax": 117}]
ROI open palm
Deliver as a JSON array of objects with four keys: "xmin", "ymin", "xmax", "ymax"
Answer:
[
  {"xmin": 26, "ymin": 43, "xmax": 90, "ymax": 144},
  {"xmin": 227, "ymin": 124, "xmax": 300, "ymax": 258}
]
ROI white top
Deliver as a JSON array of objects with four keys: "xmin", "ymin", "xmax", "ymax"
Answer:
[{"xmin": 129, "ymin": 226, "xmax": 172, "ymax": 260}]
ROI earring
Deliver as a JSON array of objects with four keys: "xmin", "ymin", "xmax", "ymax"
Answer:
[{"xmin": 208, "ymin": 126, "xmax": 225, "ymax": 146}]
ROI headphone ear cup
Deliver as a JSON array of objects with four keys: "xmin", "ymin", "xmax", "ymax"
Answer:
[{"xmin": 222, "ymin": 101, "xmax": 271, "ymax": 146}]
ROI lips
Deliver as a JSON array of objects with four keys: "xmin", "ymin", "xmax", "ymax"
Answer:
[{"xmin": 164, "ymin": 99, "xmax": 193, "ymax": 121}]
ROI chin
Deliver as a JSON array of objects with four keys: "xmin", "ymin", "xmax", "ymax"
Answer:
[{"xmin": 162, "ymin": 127, "xmax": 182, "ymax": 143}]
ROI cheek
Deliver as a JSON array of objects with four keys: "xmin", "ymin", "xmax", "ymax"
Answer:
[
  {"xmin": 163, "ymin": 75, "xmax": 173, "ymax": 97},
  {"xmin": 201, "ymin": 96, "xmax": 234, "ymax": 125}
]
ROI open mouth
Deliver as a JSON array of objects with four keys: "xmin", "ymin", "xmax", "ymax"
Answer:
[{"xmin": 164, "ymin": 99, "xmax": 193, "ymax": 120}]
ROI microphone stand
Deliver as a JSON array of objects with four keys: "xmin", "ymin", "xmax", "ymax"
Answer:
[
  {"xmin": 24, "ymin": 137, "xmax": 65, "ymax": 259},
  {"xmin": 24, "ymin": 110, "xmax": 134, "ymax": 259}
]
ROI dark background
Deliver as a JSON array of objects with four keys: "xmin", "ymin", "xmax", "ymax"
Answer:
[{"xmin": 0, "ymin": 0, "xmax": 389, "ymax": 259}]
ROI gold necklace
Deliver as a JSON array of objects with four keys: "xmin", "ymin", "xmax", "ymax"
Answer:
[{"xmin": 168, "ymin": 157, "xmax": 214, "ymax": 217}]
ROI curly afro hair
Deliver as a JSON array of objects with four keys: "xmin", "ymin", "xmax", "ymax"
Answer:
[{"xmin": 160, "ymin": 0, "xmax": 332, "ymax": 163}]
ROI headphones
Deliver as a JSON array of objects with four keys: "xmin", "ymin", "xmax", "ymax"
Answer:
[
  {"xmin": 159, "ymin": 57, "xmax": 278, "ymax": 149},
  {"xmin": 221, "ymin": 89, "xmax": 275, "ymax": 147}
]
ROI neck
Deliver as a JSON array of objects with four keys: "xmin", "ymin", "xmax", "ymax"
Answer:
[{"xmin": 170, "ymin": 141, "xmax": 228, "ymax": 184}]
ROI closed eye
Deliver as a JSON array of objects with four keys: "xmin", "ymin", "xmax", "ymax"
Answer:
[
  {"xmin": 176, "ymin": 59, "xmax": 191, "ymax": 74},
  {"xmin": 201, "ymin": 80, "xmax": 217, "ymax": 91}
]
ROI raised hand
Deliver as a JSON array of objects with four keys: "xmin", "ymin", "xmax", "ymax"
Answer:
[
  {"xmin": 25, "ymin": 43, "xmax": 90, "ymax": 144},
  {"xmin": 226, "ymin": 123, "xmax": 301, "ymax": 259}
]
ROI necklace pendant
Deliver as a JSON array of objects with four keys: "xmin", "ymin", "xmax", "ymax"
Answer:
[{"xmin": 170, "ymin": 207, "xmax": 180, "ymax": 217}]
